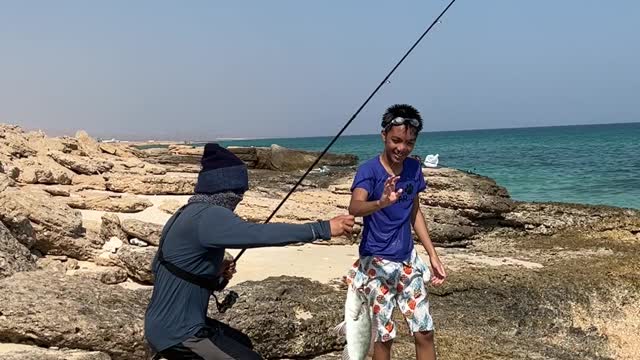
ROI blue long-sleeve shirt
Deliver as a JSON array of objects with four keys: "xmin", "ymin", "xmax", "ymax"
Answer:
[{"xmin": 144, "ymin": 202, "xmax": 331, "ymax": 352}]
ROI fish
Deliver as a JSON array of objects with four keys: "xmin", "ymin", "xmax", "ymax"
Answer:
[{"xmin": 333, "ymin": 283, "xmax": 376, "ymax": 360}]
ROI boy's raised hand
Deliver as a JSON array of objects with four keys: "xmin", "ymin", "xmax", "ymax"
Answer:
[{"xmin": 379, "ymin": 176, "xmax": 403, "ymax": 208}]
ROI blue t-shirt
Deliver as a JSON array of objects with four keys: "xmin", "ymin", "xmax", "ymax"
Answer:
[{"xmin": 350, "ymin": 156, "xmax": 426, "ymax": 262}]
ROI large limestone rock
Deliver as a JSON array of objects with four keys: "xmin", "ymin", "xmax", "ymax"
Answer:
[
  {"xmin": 252, "ymin": 144, "xmax": 357, "ymax": 171},
  {"xmin": 115, "ymin": 245, "xmax": 156, "ymax": 283},
  {"xmin": 99, "ymin": 213, "xmax": 129, "ymax": 242},
  {"xmin": 0, "ymin": 221, "xmax": 36, "ymax": 279},
  {"xmin": 121, "ymin": 219, "xmax": 163, "ymax": 246},
  {"xmin": 48, "ymin": 151, "xmax": 114, "ymax": 175},
  {"xmin": 0, "ymin": 271, "xmax": 150, "ymax": 360},
  {"xmin": 13, "ymin": 156, "xmax": 74, "ymax": 185},
  {"xmin": 0, "ymin": 173, "xmax": 15, "ymax": 192},
  {"xmin": 0, "ymin": 190, "xmax": 97, "ymax": 259},
  {"xmin": 105, "ymin": 174, "xmax": 196, "ymax": 195},
  {"xmin": 65, "ymin": 194, "xmax": 153, "ymax": 213},
  {"xmin": 0, "ymin": 125, "xmax": 37, "ymax": 159},
  {"xmin": 72, "ymin": 174, "xmax": 107, "ymax": 190},
  {"xmin": 211, "ymin": 276, "xmax": 345, "ymax": 359},
  {"xmin": 0, "ymin": 343, "xmax": 111, "ymax": 360},
  {"xmin": 421, "ymin": 167, "xmax": 514, "ymax": 214}
]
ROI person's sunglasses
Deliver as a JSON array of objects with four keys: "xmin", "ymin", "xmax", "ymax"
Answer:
[{"xmin": 384, "ymin": 116, "xmax": 421, "ymax": 128}]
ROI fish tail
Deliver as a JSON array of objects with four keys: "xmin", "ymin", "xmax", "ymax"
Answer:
[
  {"xmin": 341, "ymin": 347, "xmax": 351, "ymax": 360},
  {"xmin": 333, "ymin": 321, "xmax": 347, "ymax": 336}
]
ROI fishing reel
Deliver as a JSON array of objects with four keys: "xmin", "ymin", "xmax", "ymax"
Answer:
[{"xmin": 214, "ymin": 290, "xmax": 239, "ymax": 313}]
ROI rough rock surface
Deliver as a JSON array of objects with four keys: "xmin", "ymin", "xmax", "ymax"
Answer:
[
  {"xmin": 105, "ymin": 174, "xmax": 196, "ymax": 195},
  {"xmin": 99, "ymin": 214, "xmax": 129, "ymax": 242},
  {"xmin": 115, "ymin": 245, "xmax": 156, "ymax": 283},
  {"xmin": 210, "ymin": 276, "xmax": 346, "ymax": 359},
  {"xmin": 121, "ymin": 219, "xmax": 162, "ymax": 246},
  {"xmin": 159, "ymin": 199, "xmax": 183, "ymax": 214},
  {"xmin": 0, "ymin": 344, "xmax": 111, "ymax": 360},
  {"xmin": 48, "ymin": 151, "xmax": 114, "ymax": 175},
  {"xmin": 0, "ymin": 271, "xmax": 150, "ymax": 360},
  {"xmin": 14, "ymin": 156, "xmax": 74, "ymax": 185},
  {"xmin": 0, "ymin": 221, "xmax": 36, "ymax": 279},
  {"xmin": 65, "ymin": 194, "xmax": 153, "ymax": 213}
]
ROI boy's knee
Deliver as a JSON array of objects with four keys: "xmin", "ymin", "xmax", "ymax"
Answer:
[{"xmin": 414, "ymin": 330, "xmax": 434, "ymax": 343}]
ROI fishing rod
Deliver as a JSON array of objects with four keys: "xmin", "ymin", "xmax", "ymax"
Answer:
[{"xmin": 234, "ymin": 0, "xmax": 458, "ymax": 263}]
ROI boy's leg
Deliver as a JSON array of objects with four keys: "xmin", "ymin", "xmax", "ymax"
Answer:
[
  {"xmin": 396, "ymin": 257, "xmax": 436, "ymax": 360},
  {"xmin": 359, "ymin": 256, "xmax": 401, "ymax": 360}
]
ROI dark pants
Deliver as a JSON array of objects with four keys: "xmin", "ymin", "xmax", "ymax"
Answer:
[{"xmin": 157, "ymin": 318, "xmax": 262, "ymax": 360}]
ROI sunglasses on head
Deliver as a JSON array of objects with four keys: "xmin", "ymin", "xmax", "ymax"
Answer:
[{"xmin": 383, "ymin": 116, "xmax": 421, "ymax": 129}]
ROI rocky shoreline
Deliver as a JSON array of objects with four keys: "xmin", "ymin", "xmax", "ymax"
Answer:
[{"xmin": 1, "ymin": 124, "xmax": 639, "ymax": 359}]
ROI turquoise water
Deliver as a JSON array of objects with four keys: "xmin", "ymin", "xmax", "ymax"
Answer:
[{"xmin": 215, "ymin": 123, "xmax": 640, "ymax": 210}]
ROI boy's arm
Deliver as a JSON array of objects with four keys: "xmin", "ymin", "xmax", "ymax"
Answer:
[
  {"xmin": 411, "ymin": 197, "xmax": 447, "ymax": 286},
  {"xmin": 349, "ymin": 176, "xmax": 402, "ymax": 217}
]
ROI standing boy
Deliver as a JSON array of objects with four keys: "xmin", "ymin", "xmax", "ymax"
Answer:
[{"xmin": 347, "ymin": 104, "xmax": 446, "ymax": 360}]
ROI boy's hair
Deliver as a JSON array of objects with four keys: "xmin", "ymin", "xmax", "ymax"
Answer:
[{"xmin": 381, "ymin": 104, "xmax": 423, "ymax": 134}]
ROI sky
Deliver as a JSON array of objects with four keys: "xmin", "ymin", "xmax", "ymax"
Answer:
[{"xmin": 0, "ymin": 1, "xmax": 638, "ymax": 140}]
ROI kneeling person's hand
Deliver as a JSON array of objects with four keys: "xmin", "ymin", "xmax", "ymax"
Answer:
[{"xmin": 329, "ymin": 214, "xmax": 355, "ymax": 237}]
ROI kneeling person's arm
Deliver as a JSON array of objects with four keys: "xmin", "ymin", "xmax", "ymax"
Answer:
[{"xmin": 199, "ymin": 206, "xmax": 331, "ymax": 249}]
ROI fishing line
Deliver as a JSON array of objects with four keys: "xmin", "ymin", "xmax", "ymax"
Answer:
[{"xmin": 234, "ymin": 0, "xmax": 458, "ymax": 263}]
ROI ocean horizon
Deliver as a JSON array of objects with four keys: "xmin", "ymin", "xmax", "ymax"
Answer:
[{"xmin": 138, "ymin": 122, "xmax": 639, "ymax": 210}]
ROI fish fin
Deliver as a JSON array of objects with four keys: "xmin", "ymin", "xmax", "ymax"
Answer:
[
  {"xmin": 333, "ymin": 321, "xmax": 347, "ymax": 336},
  {"xmin": 341, "ymin": 347, "xmax": 351, "ymax": 360}
]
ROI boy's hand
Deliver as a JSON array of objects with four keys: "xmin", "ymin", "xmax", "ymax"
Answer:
[
  {"xmin": 378, "ymin": 176, "xmax": 403, "ymax": 208},
  {"xmin": 329, "ymin": 215, "xmax": 355, "ymax": 237},
  {"xmin": 429, "ymin": 256, "xmax": 447, "ymax": 286}
]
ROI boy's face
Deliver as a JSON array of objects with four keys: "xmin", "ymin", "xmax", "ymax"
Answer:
[{"xmin": 381, "ymin": 125, "xmax": 418, "ymax": 164}]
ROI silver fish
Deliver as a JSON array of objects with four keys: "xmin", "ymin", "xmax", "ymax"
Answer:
[{"xmin": 334, "ymin": 284, "xmax": 376, "ymax": 360}]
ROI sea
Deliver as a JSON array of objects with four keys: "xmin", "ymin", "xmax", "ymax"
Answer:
[{"xmin": 192, "ymin": 123, "xmax": 640, "ymax": 210}]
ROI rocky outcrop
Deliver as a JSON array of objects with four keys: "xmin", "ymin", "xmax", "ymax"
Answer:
[
  {"xmin": 65, "ymin": 194, "xmax": 153, "ymax": 213},
  {"xmin": 159, "ymin": 199, "xmax": 183, "ymax": 214},
  {"xmin": 0, "ymin": 173, "xmax": 15, "ymax": 192},
  {"xmin": 0, "ymin": 344, "xmax": 111, "ymax": 360},
  {"xmin": 105, "ymin": 174, "xmax": 196, "ymax": 195},
  {"xmin": 99, "ymin": 214, "xmax": 129, "ymax": 242},
  {"xmin": 48, "ymin": 151, "xmax": 114, "ymax": 175},
  {"xmin": 0, "ymin": 271, "xmax": 150, "ymax": 360},
  {"xmin": 121, "ymin": 219, "xmax": 162, "ymax": 246},
  {"xmin": 0, "ymin": 221, "xmax": 36, "ymax": 279},
  {"xmin": 0, "ymin": 190, "xmax": 97, "ymax": 259},
  {"xmin": 13, "ymin": 156, "xmax": 74, "ymax": 185},
  {"xmin": 115, "ymin": 245, "xmax": 156, "ymax": 283}
]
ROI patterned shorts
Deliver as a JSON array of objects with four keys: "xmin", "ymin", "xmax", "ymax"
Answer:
[{"xmin": 345, "ymin": 249, "xmax": 434, "ymax": 342}]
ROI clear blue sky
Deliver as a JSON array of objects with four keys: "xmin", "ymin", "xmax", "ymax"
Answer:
[{"xmin": 0, "ymin": 1, "xmax": 638, "ymax": 140}]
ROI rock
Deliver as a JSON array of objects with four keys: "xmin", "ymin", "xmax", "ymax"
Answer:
[
  {"xmin": 104, "ymin": 174, "xmax": 197, "ymax": 195},
  {"xmin": 210, "ymin": 276, "xmax": 345, "ymax": 359},
  {"xmin": 256, "ymin": 144, "xmax": 358, "ymax": 171},
  {"xmin": 48, "ymin": 151, "xmax": 113, "ymax": 175},
  {"xmin": 129, "ymin": 238, "xmax": 148, "ymax": 247},
  {"xmin": 0, "ymin": 270, "xmax": 150, "ymax": 359},
  {"xmin": 42, "ymin": 186, "xmax": 70, "ymax": 197},
  {"xmin": 99, "ymin": 143, "xmax": 141, "ymax": 158},
  {"xmin": 66, "ymin": 265, "xmax": 129, "ymax": 285},
  {"xmin": 143, "ymin": 163, "xmax": 167, "ymax": 175},
  {"xmin": 159, "ymin": 199, "xmax": 183, "ymax": 214},
  {"xmin": 95, "ymin": 252, "xmax": 118, "ymax": 267},
  {"xmin": 115, "ymin": 245, "xmax": 156, "ymax": 283},
  {"xmin": 72, "ymin": 174, "xmax": 107, "ymax": 190},
  {"xmin": 0, "ymin": 221, "xmax": 36, "ymax": 279},
  {"xmin": 74, "ymin": 130, "xmax": 102, "ymax": 156},
  {"xmin": 0, "ymin": 125, "xmax": 37, "ymax": 158},
  {"xmin": 421, "ymin": 167, "xmax": 514, "ymax": 214},
  {"xmin": 121, "ymin": 219, "xmax": 162, "ymax": 246},
  {"xmin": 0, "ymin": 343, "xmax": 112, "ymax": 360},
  {"xmin": 65, "ymin": 258, "xmax": 80, "ymax": 271},
  {"xmin": 102, "ymin": 237, "xmax": 124, "ymax": 254},
  {"xmin": 65, "ymin": 194, "xmax": 153, "ymax": 213},
  {"xmin": 14, "ymin": 156, "xmax": 74, "ymax": 185},
  {"xmin": 0, "ymin": 189, "xmax": 97, "ymax": 259},
  {"xmin": 0, "ymin": 173, "xmax": 15, "ymax": 192},
  {"xmin": 100, "ymin": 214, "xmax": 129, "ymax": 242}
]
